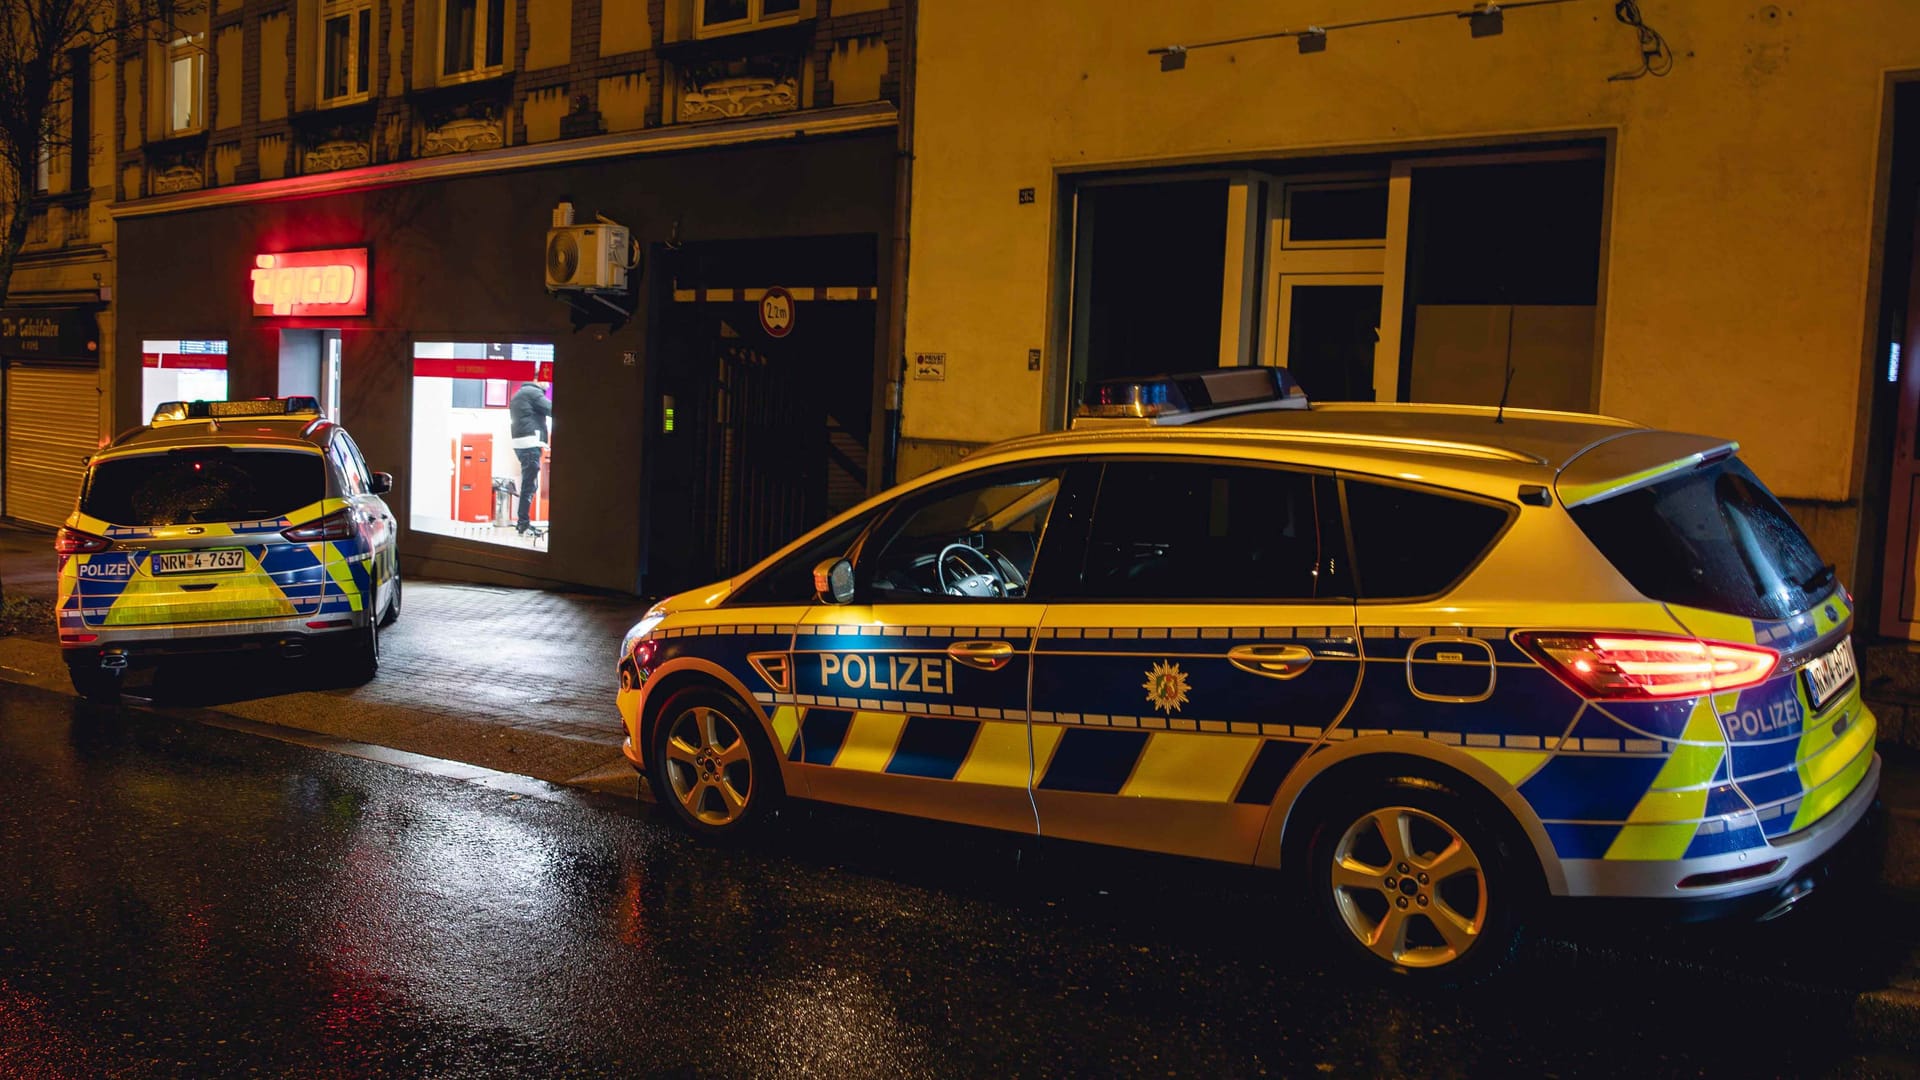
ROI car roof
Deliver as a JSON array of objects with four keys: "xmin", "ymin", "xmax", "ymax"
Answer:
[
  {"xmin": 961, "ymin": 401, "xmax": 1736, "ymax": 500},
  {"xmin": 96, "ymin": 417, "xmax": 334, "ymax": 460}
]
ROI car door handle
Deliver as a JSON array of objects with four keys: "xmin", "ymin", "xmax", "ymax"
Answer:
[
  {"xmin": 1227, "ymin": 643, "xmax": 1315, "ymax": 680},
  {"xmin": 948, "ymin": 640, "xmax": 1015, "ymax": 671}
]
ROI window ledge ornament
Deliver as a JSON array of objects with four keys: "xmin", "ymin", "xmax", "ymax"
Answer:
[
  {"xmin": 678, "ymin": 56, "xmax": 801, "ymax": 123},
  {"xmin": 151, "ymin": 162, "xmax": 206, "ymax": 195},
  {"xmin": 421, "ymin": 116, "xmax": 505, "ymax": 156},
  {"xmin": 303, "ymin": 139, "xmax": 372, "ymax": 174}
]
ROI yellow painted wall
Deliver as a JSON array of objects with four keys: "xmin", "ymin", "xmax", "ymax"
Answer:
[
  {"xmin": 525, "ymin": 0, "xmax": 572, "ymax": 71},
  {"xmin": 259, "ymin": 13, "xmax": 289, "ymax": 122},
  {"xmin": 523, "ymin": 86, "xmax": 568, "ymax": 142},
  {"xmin": 828, "ymin": 36, "xmax": 887, "ymax": 104},
  {"xmin": 601, "ymin": 0, "xmax": 650, "ymax": 55},
  {"xmin": 599, "ymin": 73, "xmax": 650, "ymax": 132},
  {"xmin": 905, "ymin": 0, "xmax": 1920, "ymax": 502},
  {"xmin": 386, "ymin": 0, "xmax": 406, "ymax": 97},
  {"xmin": 121, "ymin": 55, "xmax": 142, "ymax": 151},
  {"xmin": 215, "ymin": 26, "xmax": 242, "ymax": 130},
  {"xmin": 257, "ymin": 134, "xmax": 288, "ymax": 180}
]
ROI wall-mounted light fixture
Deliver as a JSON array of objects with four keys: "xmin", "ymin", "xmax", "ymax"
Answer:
[
  {"xmin": 1297, "ymin": 27, "xmax": 1327, "ymax": 53},
  {"xmin": 1466, "ymin": 3, "xmax": 1503, "ymax": 37},
  {"xmin": 1148, "ymin": 0, "xmax": 1580, "ymax": 71}
]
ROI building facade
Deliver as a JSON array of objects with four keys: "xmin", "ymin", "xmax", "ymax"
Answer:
[
  {"xmin": 899, "ymin": 0, "xmax": 1920, "ymax": 643},
  {"xmin": 106, "ymin": 0, "xmax": 907, "ymax": 595},
  {"xmin": 2, "ymin": 42, "xmax": 117, "ymax": 530}
]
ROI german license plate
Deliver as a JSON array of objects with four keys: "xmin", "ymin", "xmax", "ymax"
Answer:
[
  {"xmin": 1801, "ymin": 637, "xmax": 1857, "ymax": 711},
  {"xmin": 152, "ymin": 549, "xmax": 247, "ymax": 575}
]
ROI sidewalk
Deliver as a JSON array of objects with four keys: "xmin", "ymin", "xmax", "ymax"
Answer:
[{"xmin": 0, "ymin": 523, "xmax": 651, "ymax": 796}]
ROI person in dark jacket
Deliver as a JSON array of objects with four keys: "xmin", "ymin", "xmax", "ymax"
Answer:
[{"xmin": 508, "ymin": 377, "xmax": 551, "ymax": 535}]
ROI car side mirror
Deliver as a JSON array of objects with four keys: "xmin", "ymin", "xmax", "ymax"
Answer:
[
  {"xmin": 812, "ymin": 557, "xmax": 855, "ymax": 605},
  {"xmin": 369, "ymin": 471, "xmax": 393, "ymax": 495}
]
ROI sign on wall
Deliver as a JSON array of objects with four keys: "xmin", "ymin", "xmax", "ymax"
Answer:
[
  {"xmin": 759, "ymin": 286, "xmax": 795, "ymax": 338},
  {"xmin": 0, "ymin": 307, "xmax": 99, "ymax": 359},
  {"xmin": 250, "ymin": 248, "xmax": 370, "ymax": 317}
]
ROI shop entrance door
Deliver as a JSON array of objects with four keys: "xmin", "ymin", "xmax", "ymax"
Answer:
[{"xmin": 1881, "ymin": 197, "xmax": 1920, "ymax": 640}]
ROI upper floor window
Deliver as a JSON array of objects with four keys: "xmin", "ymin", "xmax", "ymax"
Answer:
[
  {"xmin": 166, "ymin": 31, "xmax": 206, "ymax": 135},
  {"xmin": 322, "ymin": 1, "xmax": 374, "ymax": 104},
  {"xmin": 442, "ymin": 0, "xmax": 507, "ymax": 78},
  {"xmin": 697, "ymin": 0, "xmax": 801, "ymax": 37}
]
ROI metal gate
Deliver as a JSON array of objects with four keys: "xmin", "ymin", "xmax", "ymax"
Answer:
[
  {"xmin": 684, "ymin": 342, "xmax": 819, "ymax": 579},
  {"xmin": 4, "ymin": 363, "xmax": 98, "ymax": 526}
]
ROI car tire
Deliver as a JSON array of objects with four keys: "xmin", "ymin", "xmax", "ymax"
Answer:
[
  {"xmin": 342, "ymin": 578, "xmax": 380, "ymax": 684},
  {"xmin": 648, "ymin": 686, "xmax": 784, "ymax": 841},
  {"xmin": 66, "ymin": 659, "xmax": 123, "ymax": 704},
  {"xmin": 1303, "ymin": 772, "xmax": 1529, "ymax": 985},
  {"xmin": 379, "ymin": 568, "xmax": 401, "ymax": 628}
]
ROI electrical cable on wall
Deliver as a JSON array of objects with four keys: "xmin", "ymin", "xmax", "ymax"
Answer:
[{"xmin": 1607, "ymin": 0, "xmax": 1673, "ymax": 80}]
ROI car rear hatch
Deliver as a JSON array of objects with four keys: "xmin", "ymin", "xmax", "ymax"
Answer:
[
  {"xmin": 69, "ymin": 446, "xmax": 349, "ymax": 629},
  {"xmin": 1559, "ymin": 432, "xmax": 1875, "ymax": 840}
]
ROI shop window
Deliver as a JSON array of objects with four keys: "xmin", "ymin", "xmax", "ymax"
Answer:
[
  {"xmin": 1067, "ymin": 180, "xmax": 1229, "ymax": 406},
  {"xmin": 1399, "ymin": 158, "xmax": 1604, "ymax": 412},
  {"xmin": 1283, "ymin": 182, "xmax": 1389, "ymax": 245},
  {"xmin": 697, "ymin": 0, "xmax": 801, "ymax": 37},
  {"xmin": 166, "ymin": 31, "xmax": 206, "ymax": 135},
  {"xmin": 410, "ymin": 341, "xmax": 554, "ymax": 551},
  {"xmin": 441, "ymin": 0, "xmax": 507, "ymax": 78},
  {"xmin": 140, "ymin": 340, "xmax": 230, "ymax": 420},
  {"xmin": 321, "ymin": 1, "xmax": 374, "ymax": 105}
]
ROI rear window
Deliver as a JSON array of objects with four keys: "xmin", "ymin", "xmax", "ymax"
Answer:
[
  {"xmin": 1568, "ymin": 456, "xmax": 1827, "ymax": 621},
  {"xmin": 82, "ymin": 450, "xmax": 324, "ymax": 526},
  {"xmin": 1345, "ymin": 479, "xmax": 1512, "ymax": 599}
]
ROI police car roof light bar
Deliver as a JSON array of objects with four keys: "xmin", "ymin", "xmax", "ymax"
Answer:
[
  {"xmin": 1074, "ymin": 367, "xmax": 1309, "ymax": 427},
  {"xmin": 151, "ymin": 396, "xmax": 323, "ymax": 425}
]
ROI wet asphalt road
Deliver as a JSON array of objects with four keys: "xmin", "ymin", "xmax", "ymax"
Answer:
[{"xmin": 1, "ymin": 680, "xmax": 1916, "ymax": 1079}]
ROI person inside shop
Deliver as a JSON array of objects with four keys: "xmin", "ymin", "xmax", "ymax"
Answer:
[{"xmin": 509, "ymin": 367, "xmax": 552, "ymax": 537}]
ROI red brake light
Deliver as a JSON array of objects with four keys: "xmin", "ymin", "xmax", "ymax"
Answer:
[
  {"xmin": 1514, "ymin": 631, "xmax": 1778, "ymax": 700},
  {"xmin": 55, "ymin": 527, "xmax": 111, "ymax": 555},
  {"xmin": 282, "ymin": 509, "xmax": 353, "ymax": 542}
]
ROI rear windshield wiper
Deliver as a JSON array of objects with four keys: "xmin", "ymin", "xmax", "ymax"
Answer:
[{"xmin": 1800, "ymin": 563, "xmax": 1836, "ymax": 592}]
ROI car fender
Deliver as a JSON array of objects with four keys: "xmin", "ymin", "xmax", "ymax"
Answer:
[
  {"xmin": 635, "ymin": 653, "xmax": 802, "ymax": 792},
  {"xmin": 1254, "ymin": 733, "xmax": 1568, "ymax": 895}
]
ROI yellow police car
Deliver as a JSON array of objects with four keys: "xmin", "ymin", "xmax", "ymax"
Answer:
[
  {"xmin": 615, "ymin": 368, "xmax": 1877, "ymax": 980},
  {"xmin": 57, "ymin": 396, "xmax": 400, "ymax": 701}
]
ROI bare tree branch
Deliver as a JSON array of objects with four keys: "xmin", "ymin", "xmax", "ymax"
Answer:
[{"xmin": 0, "ymin": 0, "xmax": 199, "ymax": 302}]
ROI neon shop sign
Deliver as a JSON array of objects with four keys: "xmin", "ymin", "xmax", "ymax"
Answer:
[{"xmin": 250, "ymin": 248, "xmax": 370, "ymax": 317}]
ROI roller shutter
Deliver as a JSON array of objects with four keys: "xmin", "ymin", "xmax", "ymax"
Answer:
[{"xmin": 4, "ymin": 364, "xmax": 98, "ymax": 526}]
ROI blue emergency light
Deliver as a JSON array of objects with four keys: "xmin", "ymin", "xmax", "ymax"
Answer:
[{"xmin": 1074, "ymin": 367, "xmax": 1309, "ymax": 427}]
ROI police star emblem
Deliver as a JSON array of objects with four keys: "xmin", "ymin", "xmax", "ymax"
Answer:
[{"xmin": 1143, "ymin": 659, "xmax": 1191, "ymax": 715}]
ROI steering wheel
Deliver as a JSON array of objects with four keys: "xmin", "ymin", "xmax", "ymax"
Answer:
[{"xmin": 938, "ymin": 542, "xmax": 1005, "ymax": 597}]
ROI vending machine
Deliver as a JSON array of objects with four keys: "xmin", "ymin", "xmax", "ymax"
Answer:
[{"xmin": 453, "ymin": 434, "xmax": 494, "ymax": 522}]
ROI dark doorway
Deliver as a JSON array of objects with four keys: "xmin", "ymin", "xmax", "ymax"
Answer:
[{"xmin": 645, "ymin": 236, "xmax": 879, "ymax": 594}]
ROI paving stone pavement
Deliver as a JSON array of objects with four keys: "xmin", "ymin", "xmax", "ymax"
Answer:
[{"xmin": 369, "ymin": 579, "xmax": 647, "ymax": 743}]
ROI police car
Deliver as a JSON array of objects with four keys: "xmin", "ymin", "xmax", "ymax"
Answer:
[
  {"xmin": 56, "ymin": 396, "xmax": 400, "ymax": 701},
  {"xmin": 615, "ymin": 368, "xmax": 1877, "ymax": 979}
]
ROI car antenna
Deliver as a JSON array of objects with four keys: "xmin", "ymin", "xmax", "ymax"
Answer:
[{"xmin": 1494, "ymin": 303, "xmax": 1516, "ymax": 424}]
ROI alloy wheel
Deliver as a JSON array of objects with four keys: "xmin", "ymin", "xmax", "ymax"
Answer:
[
  {"xmin": 1328, "ymin": 805, "xmax": 1488, "ymax": 968},
  {"xmin": 661, "ymin": 706, "xmax": 756, "ymax": 827}
]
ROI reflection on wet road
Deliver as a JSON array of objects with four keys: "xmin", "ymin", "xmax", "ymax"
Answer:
[{"xmin": 0, "ymin": 680, "xmax": 1910, "ymax": 1077}]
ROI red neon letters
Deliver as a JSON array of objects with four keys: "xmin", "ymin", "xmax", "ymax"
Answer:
[{"xmin": 250, "ymin": 248, "xmax": 370, "ymax": 317}]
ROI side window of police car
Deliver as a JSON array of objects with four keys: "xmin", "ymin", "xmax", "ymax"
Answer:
[
  {"xmin": 327, "ymin": 438, "xmax": 364, "ymax": 497},
  {"xmin": 863, "ymin": 466, "xmax": 1069, "ymax": 601},
  {"xmin": 1342, "ymin": 478, "xmax": 1511, "ymax": 598},
  {"xmin": 1062, "ymin": 460, "xmax": 1349, "ymax": 601}
]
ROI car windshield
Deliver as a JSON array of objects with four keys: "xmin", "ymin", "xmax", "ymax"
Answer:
[
  {"xmin": 1568, "ymin": 455, "xmax": 1829, "ymax": 621},
  {"xmin": 82, "ymin": 449, "xmax": 324, "ymax": 526}
]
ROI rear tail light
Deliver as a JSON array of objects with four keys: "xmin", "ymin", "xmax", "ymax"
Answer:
[
  {"xmin": 282, "ymin": 509, "xmax": 353, "ymax": 542},
  {"xmin": 1514, "ymin": 631, "xmax": 1778, "ymax": 700},
  {"xmin": 55, "ymin": 527, "xmax": 111, "ymax": 555}
]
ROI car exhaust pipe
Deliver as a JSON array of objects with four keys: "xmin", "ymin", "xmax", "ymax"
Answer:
[
  {"xmin": 98, "ymin": 652, "xmax": 128, "ymax": 672},
  {"xmin": 280, "ymin": 639, "xmax": 309, "ymax": 660},
  {"xmin": 1756, "ymin": 873, "xmax": 1819, "ymax": 922}
]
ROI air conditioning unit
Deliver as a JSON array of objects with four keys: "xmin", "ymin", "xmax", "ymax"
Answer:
[{"xmin": 545, "ymin": 223, "xmax": 630, "ymax": 291}]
